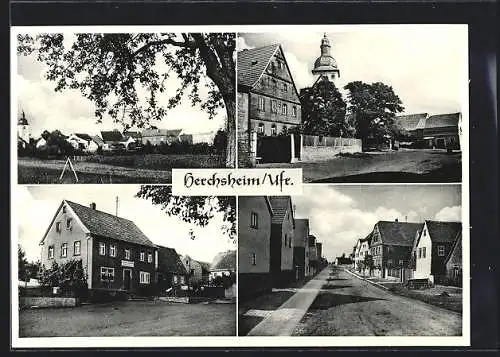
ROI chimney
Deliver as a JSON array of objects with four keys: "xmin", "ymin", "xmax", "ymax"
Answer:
[
  {"xmin": 90, "ymin": 202, "xmax": 96, "ymax": 210},
  {"xmin": 115, "ymin": 196, "xmax": 119, "ymax": 217},
  {"xmin": 405, "ymin": 215, "xmax": 408, "ymax": 222}
]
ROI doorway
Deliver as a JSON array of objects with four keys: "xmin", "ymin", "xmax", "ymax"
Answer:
[{"xmin": 123, "ymin": 269, "xmax": 132, "ymax": 291}]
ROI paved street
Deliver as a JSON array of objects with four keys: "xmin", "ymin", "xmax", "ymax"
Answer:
[
  {"xmin": 293, "ymin": 267, "xmax": 462, "ymax": 336},
  {"xmin": 246, "ymin": 268, "xmax": 330, "ymax": 336},
  {"xmin": 259, "ymin": 149, "xmax": 461, "ymax": 183},
  {"xmin": 19, "ymin": 300, "xmax": 236, "ymax": 337}
]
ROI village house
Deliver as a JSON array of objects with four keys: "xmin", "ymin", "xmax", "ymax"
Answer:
[
  {"xmin": 141, "ymin": 129, "xmax": 192, "ymax": 146},
  {"xmin": 293, "ymin": 218, "xmax": 310, "ymax": 280},
  {"xmin": 335, "ymin": 255, "xmax": 353, "ymax": 266},
  {"xmin": 209, "ymin": 250, "xmax": 236, "ymax": 282},
  {"xmin": 269, "ymin": 196, "xmax": 296, "ymax": 286},
  {"xmin": 238, "ymin": 196, "xmax": 274, "ymax": 298},
  {"xmin": 100, "ymin": 130, "xmax": 127, "ymax": 151},
  {"xmin": 394, "ymin": 112, "xmax": 461, "ymax": 150},
  {"xmin": 180, "ymin": 255, "xmax": 210, "ymax": 286},
  {"xmin": 66, "ymin": 133, "xmax": 100, "ymax": 153},
  {"xmin": 123, "ymin": 131, "xmax": 143, "ymax": 149},
  {"xmin": 237, "ymin": 44, "xmax": 302, "ymax": 166},
  {"xmin": 155, "ymin": 245, "xmax": 188, "ymax": 294},
  {"xmin": 354, "ymin": 234, "xmax": 372, "ymax": 273},
  {"xmin": 308, "ymin": 234, "xmax": 318, "ymax": 276},
  {"xmin": 445, "ymin": 231, "xmax": 462, "ymax": 287},
  {"xmin": 39, "ymin": 200, "xmax": 157, "ymax": 298},
  {"xmin": 410, "ymin": 220, "xmax": 462, "ymax": 285},
  {"xmin": 369, "ymin": 220, "xmax": 422, "ymax": 280}
]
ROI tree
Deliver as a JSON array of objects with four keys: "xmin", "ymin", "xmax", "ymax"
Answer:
[
  {"xmin": 136, "ymin": 185, "xmax": 236, "ymax": 240},
  {"xmin": 18, "ymin": 33, "xmax": 236, "ymax": 167},
  {"xmin": 363, "ymin": 254, "xmax": 375, "ymax": 276},
  {"xmin": 18, "ymin": 245, "xmax": 29, "ymax": 282},
  {"xmin": 344, "ymin": 81, "xmax": 404, "ymax": 149},
  {"xmin": 212, "ymin": 129, "xmax": 227, "ymax": 156},
  {"xmin": 300, "ymin": 79, "xmax": 351, "ymax": 137}
]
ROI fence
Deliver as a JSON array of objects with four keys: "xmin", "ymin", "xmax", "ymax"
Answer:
[
  {"xmin": 301, "ymin": 135, "xmax": 362, "ymax": 162},
  {"xmin": 302, "ymin": 135, "xmax": 361, "ymax": 148}
]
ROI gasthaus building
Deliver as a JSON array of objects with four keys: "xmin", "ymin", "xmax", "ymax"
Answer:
[{"xmin": 39, "ymin": 200, "xmax": 158, "ymax": 297}]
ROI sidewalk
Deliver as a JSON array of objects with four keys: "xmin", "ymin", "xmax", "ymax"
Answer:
[{"xmin": 247, "ymin": 267, "xmax": 330, "ymax": 336}]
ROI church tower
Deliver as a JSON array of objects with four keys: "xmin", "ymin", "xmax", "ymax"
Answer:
[
  {"xmin": 312, "ymin": 33, "xmax": 340, "ymax": 84},
  {"xmin": 18, "ymin": 110, "xmax": 30, "ymax": 143}
]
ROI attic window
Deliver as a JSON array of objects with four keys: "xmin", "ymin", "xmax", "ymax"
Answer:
[
  {"xmin": 62, "ymin": 206, "xmax": 66, "ymax": 214},
  {"xmin": 66, "ymin": 218, "xmax": 73, "ymax": 230},
  {"xmin": 251, "ymin": 60, "xmax": 258, "ymax": 65}
]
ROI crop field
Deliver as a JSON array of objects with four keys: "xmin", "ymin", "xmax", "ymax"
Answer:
[{"xmin": 18, "ymin": 154, "xmax": 224, "ymax": 184}]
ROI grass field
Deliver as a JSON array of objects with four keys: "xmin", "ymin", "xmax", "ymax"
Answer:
[{"xmin": 18, "ymin": 154, "xmax": 224, "ymax": 184}]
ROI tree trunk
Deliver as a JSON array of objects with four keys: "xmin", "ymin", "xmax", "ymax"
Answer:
[{"xmin": 225, "ymin": 97, "xmax": 236, "ymax": 168}]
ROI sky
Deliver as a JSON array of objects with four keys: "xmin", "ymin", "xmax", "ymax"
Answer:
[
  {"xmin": 16, "ymin": 185, "xmax": 235, "ymax": 263},
  {"xmin": 238, "ymin": 25, "xmax": 467, "ymax": 115},
  {"xmin": 292, "ymin": 185, "xmax": 462, "ymax": 261},
  {"xmin": 15, "ymin": 33, "xmax": 226, "ymax": 139}
]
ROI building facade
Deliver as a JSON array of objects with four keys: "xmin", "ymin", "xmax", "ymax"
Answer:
[
  {"xmin": 40, "ymin": 200, "xmax": 157, "ymax": 297},
  {"xmin": 237, "ymin": 44, "xmax": 302, "ymax": 166},
  {"xmin": 412, "ymin": 221, "xmax": 462, "ymax": 284},
  {"xmin": 369, "ymin": 220, "xmax": 422, "ymax": 279},
  {"xmin": 293, "ymin": 219, "xmax": 310, "ymax": 280},
  {"xmin": 269, "ymin": 196, "xmax": 295, "ymax": 286},
  {"xmin": 156, "ymin": 245, "xmax": 188, "ymax": 293},
  {"xmin": 238, "ymin": 196, "xmax": 274, "ymax": 298}
]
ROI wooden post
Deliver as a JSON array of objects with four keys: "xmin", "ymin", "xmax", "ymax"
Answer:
[
  {"xmin": 59, "ymin": 157, "xmax": 79, "ymax": 183},
  {"xmin": 290, "ymin": 134, "xmax": 296, "ymax": 163}
]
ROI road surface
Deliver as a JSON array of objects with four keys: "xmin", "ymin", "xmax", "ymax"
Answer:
[{"xmin": 293, "ymin": 267, "xmax": 462, "ymax": 336}]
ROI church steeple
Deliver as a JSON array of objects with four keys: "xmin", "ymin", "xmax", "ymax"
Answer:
[{"xmin": 312, "ymin": 33, "xmax": 340, "ymax": 83}]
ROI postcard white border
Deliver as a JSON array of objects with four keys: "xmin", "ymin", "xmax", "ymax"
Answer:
[{"xmin": 11, "ymin": 24, "xmax": 469, "ymax": 348}]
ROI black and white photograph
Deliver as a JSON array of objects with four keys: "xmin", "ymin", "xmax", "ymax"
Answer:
[
  {"xmin": 15, "ymin": 185, "xmax": 236, "ymax": 337},
  {"xmin": 238, "ymin": 185, "xmax": 464, "ymax": 336},
  {"xmin": 237, "ymin": 26, "xmax": 466, "ymax": 183},
  {"xmin": 15, "ymin": 31, "xmax": 236, "ymax": 184}
]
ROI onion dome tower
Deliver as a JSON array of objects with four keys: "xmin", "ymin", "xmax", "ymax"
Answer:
[{"xmin": 312, "ymin": 33, "xmax": 340, "ymax": 83}]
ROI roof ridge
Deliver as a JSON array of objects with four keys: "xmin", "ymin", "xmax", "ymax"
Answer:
[
  {"xmin": 65, "ymin": 200, "xmax": 136, "ymax": 224},
  {"xmin": 238, "ymin": 43, "xmax": 280, "ymax": 52}
]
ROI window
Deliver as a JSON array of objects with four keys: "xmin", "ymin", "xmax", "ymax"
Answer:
[
  {"xmin": 55, "ymin": 222, "xmax": 61, "ymax": 233},
  {"xmin": 283, "ymin": 83, "xmax": 287, "ymax": 91},
  {"xmin": 292, "ymin": 106, "xmax": 297, "ymax": 117},
  {"xmin": 140, "ymin": 271, "xmax": 151, "ymax": 284},
  {"xmin": 173, "ymin": 275, "xmax": 178, "ymax": 284},
  {"xmin": 74, "ymin": 241, "xmax": 81, "ymax": 256},
  {"xmin": 271, "ymin": 100, "xmax": 277, "ymax": 113},
  {"xmin": 271, "ymin": 78, "xmax": 277, "ymax": 87},
  {"xmin": 257, "ymin": 123, "xmax": 264, "ymax": 134},
  {"xmin": 284, "ymin": 235, "xmax": 287, "ymax": 247},
  {"xmin": 281, "ymin": 103, "xmax": 287, "ymax": 115},
  {"xmin": 125, "ymin": 249, "xmax": 131, "ymax": 260},
  {"xmin": 277, "ymin": 61, "xmax": 283, "ymax": 69},
  {"xmin": 109, "ymin": 244, "xmax": 116, "ymax": 257},
  {"xmin": 399, "ymin": 260, "xmax": 404, "ymax": 265},
  {"xmin": 418, "ymin": 248, "xmax": 421, "ymax": 259},
  {"xmin": 387, "ymin": 259, "xmax": 393, "ymax": 265},
  {"xmin": 251, "ymin": 253, "xmax": 256, "ymax": 265},
  {"xmin": 48, "ymin": 245, "xmax": 54, "ymax": 259},
  {"xmin": 61, "ymin": 243, "xmax": 67, "ymax": 258},
  {"xmin": 422, "ymin": 247, "xmax": 427, "ymax": 258},
  {"xmin": 271, "ymin": 125, "xmax": 277, "ymax": 136},
  {"xmin": 250, "ymin": 212, "xmax": 259, "ymax": 228},
  {"xmin": 100, "ymin": 267, "xmax": 115, "ymax": 282},
  {"xmin": 258, "ymin": 97, "xmax": 265, "ymax": 111},
  {"xmin": 148, "ymin": 253, "xmax": 153, "ymax": 263},
  {"xmin": 140, "ymin": 251, "xmax": 145, "ymax": 262},
  {"xmin": 62, "ymin": 206, "xmax": 66, "ymax": 214},
  {"xmin": 437, "ymin": 245, "xmax": 445, "ymax": 256},
  {"xmin": 66, "ymin": 218, "xmax": 73, "ymax": 230},
  {"xmin": 99, "ymin": 242, "xmax": 106, "ymax": 256},
  {"xmin": 180, "ymin": 276, "xmax": 185, "ymax": 284}
]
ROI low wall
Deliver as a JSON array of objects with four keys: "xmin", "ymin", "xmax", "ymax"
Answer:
[
  {"xmin": 301, "ymin": 144, "xmax": 362, "ymax": 162},
  {"xmin": 20, "ymin": 297, "xmax": 79, "ymax": 308},
  {"xmin": 158, "ymin": 296, "xmax": 190, "ymax": 304}
]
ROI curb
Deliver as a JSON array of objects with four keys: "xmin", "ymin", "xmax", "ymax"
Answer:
[{"xmin": 343, "ymin": 268, "xmax": 389, "ymax": 291}]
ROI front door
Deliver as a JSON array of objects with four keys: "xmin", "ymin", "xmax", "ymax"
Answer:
[{"xmin": 123, "ymin": 269, "xmax": 132, "ymax": 290}]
